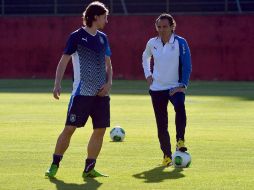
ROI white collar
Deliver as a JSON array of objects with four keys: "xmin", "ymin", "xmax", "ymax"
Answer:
[
  {"xmin": 169, "ymin": 33, "xmax": 175, "ymax": 44},
  {"xmin": 157, "ymin": 33, "xmax": 175, "ymax": 44},
  {"xmin": 82, "ymin": 27, "xmax": 97, "ymax": 36}
]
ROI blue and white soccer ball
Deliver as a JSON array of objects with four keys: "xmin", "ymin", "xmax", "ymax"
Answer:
[
  {"xmin": 172, "ymin": 151, "xmax": 191, "ymax": 168},
  {"xmin": 110, "ymin": 126, "xmax": 125, "ymax": 142}
]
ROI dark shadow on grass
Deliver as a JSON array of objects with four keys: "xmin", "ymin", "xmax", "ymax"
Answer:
[
  {"xmin": 0, "ymin": 79, "xmax": 253, "ymax": 101},
  {"xmin": 47, "ymin": 177, "xmax": 102, "ymax": 190},
  {"xmin": 133, "ymin": 166, "xmax": 184, "ymax": 183}
]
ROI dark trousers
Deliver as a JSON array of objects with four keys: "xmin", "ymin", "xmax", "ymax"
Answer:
[{"xmin": 149, "ymin": 90, "xmax": 186, "ymax": 157}]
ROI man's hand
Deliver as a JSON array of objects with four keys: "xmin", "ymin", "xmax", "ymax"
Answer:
[
  {"xmin": 146, "ymin": 75, "xmax": 153, "ymax": 86},
  {"xmin": 97, "ymin": 82, "xmax": 112, "ymax": 97},
  {"xmin": 53, "ymin": 85, "xmax": 61, "ymax": 100},
  {"xmin": 169, "ymin": 86, "xmax": 185, "ymax": 96},
  {"xmin": 52, "ymin": 54, "xmax": 71, "ymax": 100}
]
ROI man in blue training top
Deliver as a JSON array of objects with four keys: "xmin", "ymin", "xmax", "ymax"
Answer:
[
  {"xmin": 142, "ymin": 13, "xmax": 192, "ymax": 166},
  {"xmin": 45, "ymin": 1, "xmax": 112, "ymax": 178}
]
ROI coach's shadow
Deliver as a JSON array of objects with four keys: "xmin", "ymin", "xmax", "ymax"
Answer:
[
  {"xmin": 48, "ymin": 177, "xmax": 102, "ymax": 190},
  {"xmin": 133, "ymin": 166, "xmax": 184, "ymax": 183}
]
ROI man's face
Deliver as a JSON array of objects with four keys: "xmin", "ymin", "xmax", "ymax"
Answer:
[
  {"xmin": 95, "ymin": 13, "xmax": 108, "ymax": 29},
  {"xmin": 156, "ymin": 19, "xmax": 173, "ymax": 37}
]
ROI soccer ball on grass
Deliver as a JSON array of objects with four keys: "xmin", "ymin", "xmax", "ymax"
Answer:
[
  {"xmin": 110, "ymin": 126, "xmax": 125, "ymax": 142},
  {"xmin": 172, "ymin": 151, "xmax": 191, "ymax": 168}
]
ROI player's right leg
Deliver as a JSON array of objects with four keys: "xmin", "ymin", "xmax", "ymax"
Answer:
[
  {"xmin": 45, "ymin": 125, "xmax": 76, "ymax": 177},
  {"xmin": 45, "ymin": 95, "xmax": 90, "ymax": 177}
]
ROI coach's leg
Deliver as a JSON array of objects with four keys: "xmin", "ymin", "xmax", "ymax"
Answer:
[
  {"xmin": 170, "ymin": 92, "xmax": 186, "ymax": 141},
  {"xmin": 54, "ymin": 125, "xmax": 76, "ymax": 155},
  {"xmin": 150, "ymin": 90, "xmax": 172, "ymax": 158}
]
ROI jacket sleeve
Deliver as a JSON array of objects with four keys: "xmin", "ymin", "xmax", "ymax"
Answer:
[
  {"xmin": 180, "ymin": 39, "xmax": 192, "ymax": 87},
  {"xmin": 142, "ymin": 40, "xmax": 152, "ymax": 79}
]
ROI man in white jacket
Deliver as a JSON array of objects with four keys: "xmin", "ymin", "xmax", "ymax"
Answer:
[{"xmin": 142, "ymin": 13, "xmax": 192, "ymax": 166}]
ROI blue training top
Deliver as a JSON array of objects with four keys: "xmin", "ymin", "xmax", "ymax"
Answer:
[{"xmin": 64, "ymin": 27, "xmax": 111, "ymax": 96}]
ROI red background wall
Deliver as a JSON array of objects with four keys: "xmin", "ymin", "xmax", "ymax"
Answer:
[{"xmin": 0, "ymin": 15, "xmax": 253, "ymax": 80}]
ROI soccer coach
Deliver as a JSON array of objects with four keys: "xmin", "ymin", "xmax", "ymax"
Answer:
[{"xmin": 142, "ymin": 13, "xmax": 192, "ymax": 166}]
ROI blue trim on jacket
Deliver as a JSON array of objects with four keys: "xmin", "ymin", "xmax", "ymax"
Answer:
[{"xmin": 175, "ymin": 35, "xmax": 192, "ymax": 87}]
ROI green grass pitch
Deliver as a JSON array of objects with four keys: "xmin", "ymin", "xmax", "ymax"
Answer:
[{"xmin": 0, "ymin": 79, "xmax": 254, "ymax": 190}]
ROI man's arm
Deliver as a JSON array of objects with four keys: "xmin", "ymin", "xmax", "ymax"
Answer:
[
  {"xmin": 105, "ymin": 56, "xmax": 113, "ymax": 86},
  {"xmin": 142, "ymin": 40, "xmax": 153, "ymax": 86},
  {"xmin": 181, "ymin": 40, "xmax": 192, "ymax": 87},
  {"xmin": 53, "ymin": 54, "xmax": 71, "ymax": 99},
  {"xmin": 97, "ymin": 56, "xmax": 113, "ymax": 97},
  {"xmin": 170, "ymin": 39, "xmax": 192, "ymax": 96}
]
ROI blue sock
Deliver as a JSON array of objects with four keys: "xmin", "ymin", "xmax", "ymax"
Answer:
[
  {"xmin": 84, "ymin": 158, "xmax": 96, "ymax": 173},
  {"xmin": 52, "ymin": 154, "xmax": 63, "ymax": 167}
]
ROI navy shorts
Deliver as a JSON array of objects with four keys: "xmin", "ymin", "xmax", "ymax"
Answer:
[{"xmin": 65, "ymin": 95, "xmax": 110, "ymax": 128}]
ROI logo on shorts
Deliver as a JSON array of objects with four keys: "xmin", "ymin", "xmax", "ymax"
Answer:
[{"xmin": 70, "ymin": 114, "xmax": 76, "ymax": 123}]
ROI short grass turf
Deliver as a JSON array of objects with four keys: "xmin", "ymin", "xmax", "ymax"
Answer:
[{"xmin": 0, "ymin": 79, "xmax": 253, "ymax": 190}]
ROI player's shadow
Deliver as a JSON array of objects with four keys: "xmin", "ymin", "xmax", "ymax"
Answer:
[
  {"xmin": 133, "ymin": 166, "xmax": 185, "ymax": 183},
  {"xmin": 48, "ymin": 177, "xmax": 102, "ymax": 190}
]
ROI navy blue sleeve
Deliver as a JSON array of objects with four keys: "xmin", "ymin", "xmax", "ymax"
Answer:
[{"xmin": 63, "ymin": 33, "xmax": 77, "ymax": 55}]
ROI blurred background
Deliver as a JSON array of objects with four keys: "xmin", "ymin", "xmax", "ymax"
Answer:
[{"xmin": 0, "ymin": 0, "xmax": 254, "ymax": 80}]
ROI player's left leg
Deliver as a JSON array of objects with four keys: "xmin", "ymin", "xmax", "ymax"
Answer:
[
  {"xmin": 87, "ymin": 128, "xmax": 106, "ymax": 159},
  {"xmin": 169, "ymin": 92, "xmax": 188, "ymax": 152},
  {"xmin": 82, "ymin": 96, "xmax": 110, "ymax": 178},
  {"xmin": 82, "ymin": 128, "xmax": 109, "ymax": 178}
]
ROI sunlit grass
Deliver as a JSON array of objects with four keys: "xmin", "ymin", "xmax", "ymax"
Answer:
[{"xmin": 0, "ymin": 80, "xmax": 253, "ymax": 190}]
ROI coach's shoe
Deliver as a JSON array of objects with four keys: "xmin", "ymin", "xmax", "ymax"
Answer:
[
  {"xmin": 176, "ymin": 139, "xmax": 188, "ymax": 152},
  {"xmin": 162, "ymin": 155, "xmax": 172, "ymax": 167},
  {"xmin": 82, "ymin": 169, "xmax": 109, "ymax": 178},
  {"xmin": 45, "ymin": 164, "xmax": 58, "ymax": 177}
]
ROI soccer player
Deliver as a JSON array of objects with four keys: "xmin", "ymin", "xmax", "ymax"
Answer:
[
  {"xmin": 142, "ymin": 13, "xmax": 192, "ymax": 166},
  {"xmin": 45, "ymin": 1, "xmax": 112, "ymax": 178}
]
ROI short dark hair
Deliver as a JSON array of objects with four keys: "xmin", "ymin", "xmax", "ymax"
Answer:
[
  {"xmin": 83, "ymin": 1, "xmax": 109, "ymax": 27},
  {"xmin": 156, "ymin": 13, "xmax": 176, "ymax": 32}
]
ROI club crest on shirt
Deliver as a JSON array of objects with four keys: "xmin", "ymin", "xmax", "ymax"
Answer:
[
  {"xmin": 99, "ymin": 36, "xmax": 104, "ymax": 44},
  {"xmin": 70, "ymin": 114, "xmax": 76, "ymax": 123}
]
